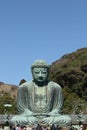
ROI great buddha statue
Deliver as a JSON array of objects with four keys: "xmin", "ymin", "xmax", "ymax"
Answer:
[{"xmin": 10, "ymin": 59, "xmax": 71, "ymax": 126}]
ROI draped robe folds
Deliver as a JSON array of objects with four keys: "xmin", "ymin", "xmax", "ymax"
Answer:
[{"xmin": 10, "ymin": 81, "xmax": 71, "ymax": 126}]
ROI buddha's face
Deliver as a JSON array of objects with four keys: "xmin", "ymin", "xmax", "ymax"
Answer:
[{"xmin": 32, "ymin": 67, "xmax": 48, "ymax": 82}]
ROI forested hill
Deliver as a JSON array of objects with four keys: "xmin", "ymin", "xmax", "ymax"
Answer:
[
  {"xmin": 49, "ymin": 47, "xmax": 87, "ymax": 114},
  {"xmin": 0, "ymin": 82, "xmax": 17, "ymax": 114}
]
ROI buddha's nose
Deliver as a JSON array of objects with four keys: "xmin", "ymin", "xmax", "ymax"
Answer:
[
  {"xmin": 38, "ymin": 71, "xmax": 42, "ymax": 76},
  {"xmin": 38, "ymin": 72, "xmax": 43, "ymax": 78}
]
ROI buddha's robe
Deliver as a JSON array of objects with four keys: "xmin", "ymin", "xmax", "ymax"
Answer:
[{"xmin": 10, "ymin": 81, "xmax": 71, "ymax": 126}]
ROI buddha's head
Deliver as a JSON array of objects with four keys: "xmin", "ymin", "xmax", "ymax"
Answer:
[{"xmin": 31, "ymin": 59, "xmax": 49, "ymax": 84}]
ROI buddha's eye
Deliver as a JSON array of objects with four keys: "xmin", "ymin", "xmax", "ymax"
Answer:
[
  {"xmin": 33, "ymin": 68, "xmax": 48, "ymax": 74},
  {"xmin": 34, "ymin": 70, "xmax": 40, "ymax": 74},
  {"xmin": 42, "ymin": 71, "xmax": 47, "ymax": 74}
]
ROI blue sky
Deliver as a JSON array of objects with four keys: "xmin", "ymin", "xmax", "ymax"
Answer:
[{"xmin": 0, "ymin": 0, "xmax": 87, "ymax": 86}]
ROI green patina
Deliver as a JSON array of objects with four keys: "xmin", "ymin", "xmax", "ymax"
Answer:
[{"xmin": 10, "ymin": 59, "xmax": 71, "ymax": 126}]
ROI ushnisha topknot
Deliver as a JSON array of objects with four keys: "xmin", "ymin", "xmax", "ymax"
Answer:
[{"xmin": 31, "ymin": 59, "xmax": 50, "ymax": 69}]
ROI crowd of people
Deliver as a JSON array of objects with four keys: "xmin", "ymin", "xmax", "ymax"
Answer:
[
  {"xmin": 0, "ymin": 123, "xmax": 87, "ymax": 130},
  {"xmin": 9, "ymin": 124, "xmax": 87, "ymax": 130},
  {"xmin": 0, "ymin": 124, "xmax": 74, "ymax": 130}
]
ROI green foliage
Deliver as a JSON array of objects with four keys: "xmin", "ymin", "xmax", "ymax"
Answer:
[
  {"xmin": 63, "ymin": 90, "xmax": 85, "ymax": 114},
  {"xmin": 0, "ymin": 92, "xmax": 17, "ymax": 114},
  {"xmin": 49, "ymin": 48, "xmax": 87, "ymax": 114}
]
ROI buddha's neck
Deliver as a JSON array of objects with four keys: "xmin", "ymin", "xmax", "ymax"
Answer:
[{"xmin": 33, "ymin": 80, "xmax": 48, "ymax": 87}]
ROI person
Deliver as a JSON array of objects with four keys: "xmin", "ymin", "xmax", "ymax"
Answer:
[
  {"xmin": 46, "ymin": 125, "xmax": 51, "ymax": 130},
  {"xmin": 78, "ymin": 122, "xmax": 83, "ymax": 130},
  {"xmin": 36, "ymin": 124, "xmax": 42, "ymax": 130},
  {"xmin": 10, "ymin": 59, "xmax": 71, "ymax": 126},
  {"xmin": 50, "ymin": 124, "xmax": 56, "ymax": 130},
  {"xmin": 55, "ymin": 125, "xmax": 59, "ymax": 130}
]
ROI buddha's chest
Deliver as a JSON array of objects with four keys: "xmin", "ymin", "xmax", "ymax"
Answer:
[{"xmin": 34, "ymin": 87, "xmax": 47, "ymax": 103}]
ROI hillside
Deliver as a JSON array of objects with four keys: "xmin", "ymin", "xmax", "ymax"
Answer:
[
  {"xmin": 49, "ymin": 47, "xmax": 87, "ymax": 114},
  {"xmin": 0, "ymin": 82, "xmax": 18, "ymax": 98},
  {"xmin": 0, "ymin": 82, "xmax": 18, "ymax": 114}
]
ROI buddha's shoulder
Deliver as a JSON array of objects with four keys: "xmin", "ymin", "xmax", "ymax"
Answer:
[
  {"xmin": 48, "ymin": 81, "xmax": 61, "ymax": 88},
  {"xmin": 18, "ymin": 81, "xmax": 33, "ymax": 88}
]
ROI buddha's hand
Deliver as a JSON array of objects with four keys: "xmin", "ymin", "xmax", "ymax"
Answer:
[
  {"xmin": 47, "ymin": 111, "xmax": 60, "ymax": 117},
  {"xmin": 47, "ymin": 112, "xmax": 54, "ymax": 116},
  {"xmin": 32, "ymin": 113, "xmax": 48, "ymax": 116},
  {"xmin": 22, "ymin": 109, "xmax": 33, "ymax": 116}
]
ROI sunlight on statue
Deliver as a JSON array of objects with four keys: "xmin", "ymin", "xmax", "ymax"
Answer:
[{"xmin": 10, "ymin": 59, "xmax": 71, "ymax": 126}]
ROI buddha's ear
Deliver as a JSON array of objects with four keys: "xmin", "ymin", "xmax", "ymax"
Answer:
[
  {"xmin": 47, "ymin": 68, "xmax": 50, "ymax": 77},
  {"xmin": 31, "ymin": 69, "xmax": 34, "ymax": 79}
]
